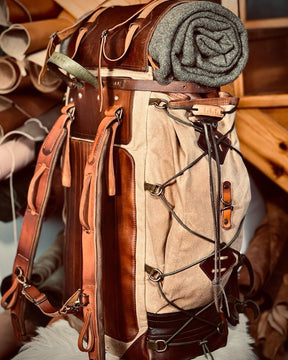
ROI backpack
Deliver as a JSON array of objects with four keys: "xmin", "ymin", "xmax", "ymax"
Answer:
[{"xmin": 1, "ymin": 0, "xmax": 253, "ymax": 359}]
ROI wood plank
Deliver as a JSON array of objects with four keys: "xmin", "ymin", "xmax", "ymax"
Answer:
[
  {"xmin": 262, "ymin": 108, "xmax": 288, "ymax": 130},
  {"xmin": 238, "ymin": 94, "xmax": 288, "ymax": 108},
  {"xmin": 235, "ymin": 108, "xmax": 288, "ymax": 192}
]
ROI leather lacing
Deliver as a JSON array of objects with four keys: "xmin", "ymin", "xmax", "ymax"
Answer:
[{"xmin": 145, "ymin": 99, "xmax": 245, "ymax": 358}]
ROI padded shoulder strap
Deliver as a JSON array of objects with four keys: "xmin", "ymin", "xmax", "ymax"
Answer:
[
  {"xmin": 78, "ymin": 105, "xmax": 122, "ymax": 359},
  {"xmin": 1, "ymin": 103, "xmax": 75, "ymax": 341}
]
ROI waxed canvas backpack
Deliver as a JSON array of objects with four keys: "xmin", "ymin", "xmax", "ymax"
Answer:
[{"xmin": 2, "ymin": 1, "xmax": 253, "ymax": 359}]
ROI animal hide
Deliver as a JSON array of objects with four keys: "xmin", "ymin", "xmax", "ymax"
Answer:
[{"xmin": 12, "ymin": 314, "xmax": 258, "ymax": 360}]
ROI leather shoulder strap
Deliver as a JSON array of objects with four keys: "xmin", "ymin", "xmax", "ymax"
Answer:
[
  {"xmin": 1, "ymin": 103, "xmax": 75, "ymax": 340},
  {"xmin": 78, "ymin": 105, "xmax": 122, "ymax": 359}
]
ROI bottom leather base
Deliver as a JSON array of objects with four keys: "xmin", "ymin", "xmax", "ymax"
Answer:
[{"xmin": 146, "ymin": 302, "xmax": 228, "ymax": 360}]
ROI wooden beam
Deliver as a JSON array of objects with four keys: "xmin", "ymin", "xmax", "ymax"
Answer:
[
  {"xmin": 235, "ymin": 108, "xmax": 288, "ymax": 192},
  {"xmin": 238, "ymin": 94, "xmax": 288, "ymax": 108}
]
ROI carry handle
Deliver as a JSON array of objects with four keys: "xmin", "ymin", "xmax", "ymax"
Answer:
[
  {"xmin": 39, "ymin": 5, "xmax": 108, "ymax": 83},
  {"xmin": 101, "ymin": 0, "xmax": 171, "ymax": 63},
  {"xmin": 47, "ymin": 52, "xmax": 98, "ymax": 89}
]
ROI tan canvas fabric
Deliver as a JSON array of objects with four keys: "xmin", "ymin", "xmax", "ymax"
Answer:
[
  {"xmin": 144, "ymin": 94, "xmax": 250, "ymax": 313},
  {"xmin": 78, "ymin": 68, "xmax": 250, "ymax": 357}
]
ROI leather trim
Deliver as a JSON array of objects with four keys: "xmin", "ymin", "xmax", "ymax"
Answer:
[
  {"xmin": 121, "ymin": 333, "xmax": 149, "ymax": 360},
  {"xmin": 102, "ymin": 147, "xmax": 138, "ymax": 342},
  {"xmin": 64, "ymin": 138, "xmax": 92, "ymax": 299},
  {"xmin": 146, "ymin": 303, "xmax": 228, "ymax": 360},
  {"xmin": 222, "ymin": 181, "xmax": 232, "ymax": 229}
]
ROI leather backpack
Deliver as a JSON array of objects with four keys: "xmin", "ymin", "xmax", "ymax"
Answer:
[{"xmin": 1, "ymin": 0, "xmax": 254, "ymax": 359}]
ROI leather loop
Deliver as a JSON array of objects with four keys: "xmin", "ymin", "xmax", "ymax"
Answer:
[
  {"xmin": 27, "ymin": 163, "xmax": 47, "ymax": 216},
  {"xmin": 78, "ymin": 309, "xmax": 94, "ymax": 352},
  {"xmin": 101, "ymin": 0, "xmax": 171, "ymax": 63},
  {"xmin": 62, "ymin": 118, "xmax": 73, "ymax": 187},
  {"xmin": 79, "ymin": 173, "xmax": 92, "ymax": 232},
  {"xmin": 221, "ymin": 181, "xmax": 233, "ymax": 229},
  {"xmin": 39, "ymin": 6, "xmax": 107, "ymax": 83},
  {"xmin": 0, "ymin": 276, "xmax": 19, "ymax": 310}
]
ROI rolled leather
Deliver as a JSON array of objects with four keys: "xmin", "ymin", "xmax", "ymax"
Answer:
[
  {"xmin": 7, "ymin": 0, "xmax": 62, "ymax": 23},
  {"xmin": 0, "ymin": 136, "xmax": 35, "ymax": 181},
  {"xmin": 257, "ymin": 274, "xmax": 288, "ymax": 360},
  {"xmin": 0, "ymin": 56, "xmax": 25, "ymax": 94},
  {"xmin": 0, "ymin": 88, "xmax": 63, "ymax": 137},
  {"xmin": 0, "ymin": 11, "xmax": 76, "ymax": 60},
  {"xmin": 239, "ymin": 201, "xmax": 288, "ymax": 296}
]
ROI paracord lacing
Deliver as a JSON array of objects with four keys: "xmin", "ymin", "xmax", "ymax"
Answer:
[{"xmin": 145, "ymin": 100, "xmax": 246, "ymax": 355}]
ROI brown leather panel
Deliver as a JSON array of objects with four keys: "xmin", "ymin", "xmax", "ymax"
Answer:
[
  {"xmin": 67, "ymin": 0, "xmax": 221, "ymax": 72},
  {"xmin": 102, "ymin": 147, "xmax": 138, "ymax": 342},
  {"xmin": 67, "ymin": 1, "xmax": 181, "ymax": 71},
  {"xmin": 63, "ymin": 138, "xmax": 92, "ymax": 300},
  {"xmin": 70, "ymin": 84, "xmax": 133, "ymax": 144},
  {"xmin": 147, "ymin": 304, "xmax": 228, "ymax": 360},
  {"xmin": 121, "ymin": 333, "xmax": 149, "ymax": 360}
]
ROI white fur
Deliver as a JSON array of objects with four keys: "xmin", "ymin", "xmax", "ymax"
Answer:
[{"xmin": 12, "ymin": 314, "xmax": 258, "ymax": 360}]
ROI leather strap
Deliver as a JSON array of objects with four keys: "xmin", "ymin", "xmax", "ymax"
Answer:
[
  {"xmin": 221, "ymin": 181, "xmax": 233, "ymax": 229},
  {"xmin": 105, "ymin": 77, "xmax": 216, "ymax": 94},
  {"xmin": 168, "ymin": 97, "xmax": 239, "ymax": 108},
  {"xmin": 1, "ymin": 103, "xmax": 75, "ymax": 341},
  {"xmin": 39, "ymin": 6, "xmax": 108, "ymax": 83},
  {"xmin": 78, "ymin": 105, "xmax": 122, "ymax": 359},
  {"xmin": 46, "ymin": 51, "xmax": 217, "ymax": 95},
  {"xmin": 47, "ymin": 52, "xmax": 99, "ymax": 89},
  {"xmin": 101, "ymin": 0, "xmax": 173, "ymax": 63}
]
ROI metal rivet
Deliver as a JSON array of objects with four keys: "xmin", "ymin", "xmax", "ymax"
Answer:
[
  {"xmin": 78, "ymin": 93, "xmax": 83, "ymax": 99},
  {"xmin": 114, "ymin": 95, "xmax": 119, "ymax": 101}
]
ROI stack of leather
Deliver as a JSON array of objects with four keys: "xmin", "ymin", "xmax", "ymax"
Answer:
[
  {"xmin": 239, "ymin": 197, "xmax": 288, "ymax": 360},
  {"xmin": 0, "ymin": 0, "xmax": 77, "ymax": 222}
]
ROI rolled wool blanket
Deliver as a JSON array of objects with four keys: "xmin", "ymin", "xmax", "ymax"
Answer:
[{"xmin": 148, "ymin": 1, "xmax": 248, "ymax": 87}]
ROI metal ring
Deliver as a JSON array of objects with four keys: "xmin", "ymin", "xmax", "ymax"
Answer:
[
  {"xmin": 154, "ymin": 339, "xmax": 168, "ymax": 353},
  {"xmin": 150, "ymin": 184, "xmax": 163, "ymax": 197},
  {"xmin": 148, "ymin": 268, "xmax": 163, "ymax": 282},
  {"xmin": 154, "ymin": 99, "xmax": 168, "ymax": 110}
]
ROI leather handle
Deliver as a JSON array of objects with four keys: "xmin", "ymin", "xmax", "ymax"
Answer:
[
  {"xmin": 39, "ymin": 6, "xmax": 108, "ymax": 83},
  {"xmin": 101, "ymin": 0, "xmax": 171, "ymax": 63}
]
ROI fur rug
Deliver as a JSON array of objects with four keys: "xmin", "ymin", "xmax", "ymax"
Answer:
[{"xmin": 12, "ymin": 314, "xmax": 258, "ymax": 360}]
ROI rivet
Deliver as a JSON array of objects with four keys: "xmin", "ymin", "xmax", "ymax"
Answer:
[
  {"xmin": 78, "ymin": 93, "xmax": 83, "ymax": 99},
  {"xmin": 114, "ymin": 95, "xmax": 119, "ymax": 101}
]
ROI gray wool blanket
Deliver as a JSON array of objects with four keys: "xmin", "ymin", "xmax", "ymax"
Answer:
[{"xmin": 148, "ymin": 1, "xmax": 248, "ymax": 87}]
